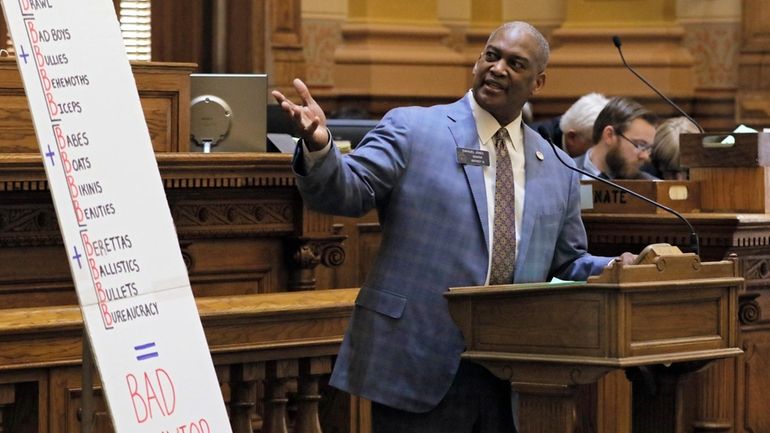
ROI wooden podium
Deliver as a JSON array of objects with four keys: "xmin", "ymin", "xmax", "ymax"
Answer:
[{"xmin": 445, "ymin": 245, "xmax": 743, "ymax": 433}]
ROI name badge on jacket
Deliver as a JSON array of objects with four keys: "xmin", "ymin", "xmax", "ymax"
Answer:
[{"xmin": 456, "ymin": 148, "xmax": 489, "ymax": 166}]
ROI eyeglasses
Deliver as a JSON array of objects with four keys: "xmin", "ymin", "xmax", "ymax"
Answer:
[{"xmin": 616, "ymin": 131, "xmax": 653, "ymax": 153}]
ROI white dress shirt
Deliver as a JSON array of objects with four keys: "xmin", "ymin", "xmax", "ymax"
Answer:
[{"xmin": 467, "ymin": 92, "xmax": 525, "ymax": 285}]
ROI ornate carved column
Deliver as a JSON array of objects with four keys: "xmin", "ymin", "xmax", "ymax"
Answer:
[
  {"xmin": 537, "ymin": 0, "xmax": 696, "ymax": 121},
  {"xmin": 517, "ymin": 384, "xmax": 578, "ymax": 433},
  {"xmin": 0, "ymin": 384, "xmax": 14, "ymax": 433},
  {"xmin": 735, "ymin": 277, "xmax": 770, "ymax": 433},
  {"xmin": 267, "ymin": 0, "xmax": 306, "ymax": 95},
  {"xmin": 286, "ymin": 234, "xmax": 346, "ymax": 291},
  {"xmin": 691, "ymin": 360, "xmax": 735, "ymax": 433},
  {"xmin": 595, "ymin": 370, "xmax": 632, "ymax": 433},
  {"xmin": 287, "ymin": 207, "xmax": 346, "ymax": 291}
]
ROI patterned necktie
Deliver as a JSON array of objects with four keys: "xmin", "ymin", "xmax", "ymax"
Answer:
[{"xmin": 489, "ymin": 128, "xmax": 516, "ymax": 285}]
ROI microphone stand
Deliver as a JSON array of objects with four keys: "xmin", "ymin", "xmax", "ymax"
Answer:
[
  {"xmin": 539, "ymin": 127, "xmax": 701, "ymax": 257},
  {"xmin": 612, "ymin": 35, "xmax": 704, "ymax": 134}
]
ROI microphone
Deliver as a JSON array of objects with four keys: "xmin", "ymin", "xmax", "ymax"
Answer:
[
  {"xmin": 612, "ymin": 35, "xmax": 704, "ymax": 134},
  {"xmin": 537, "ymin": 125, "xmax": 701, "ymax": 257}
]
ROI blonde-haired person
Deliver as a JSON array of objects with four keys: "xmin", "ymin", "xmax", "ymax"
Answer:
[{"xmin": 651, "ymin": 117, "xmax": 699, "ymax": 180}]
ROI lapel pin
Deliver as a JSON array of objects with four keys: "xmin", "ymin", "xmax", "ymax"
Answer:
[{"xmin": 535, "ymin": 150, "xmax": 544, "ymax": 161}]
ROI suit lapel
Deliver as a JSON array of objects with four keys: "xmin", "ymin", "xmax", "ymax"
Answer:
[
  {"xmin": 516, "ymin": 126, "xmax": 546, "ymax": 275},
  {"xmin": 447, "ymin": 101, "xmax": 489, "ymax": 255}
]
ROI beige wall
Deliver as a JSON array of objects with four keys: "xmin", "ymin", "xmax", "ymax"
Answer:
[
  {"xmin": 677, "ymin": 0, "xmax": 741, "ymax": 20},
  {"xmin": 676, "ymin": 0, "xmax": 741, "ymax": 92},
  {"xmin": 302, "ymin": 0, "xmax": 347, "ymax": 19},
  {"xmin": 299, "ymin": 0, "xmax": 743, "ymax": 107},
  {"xmin": 503, "ymin": 0, "xmax": 564, "ymax": 27},
  {"xmin": 301, "ymin": 0, "xmax": 347, "ymax": 89},
  {"xmin": 438, "ymin": 0, "xmax": 470, "ymax": 25},
  {"xmin": 301, "ymin": 0, "xmax": 752, "ymax": 43},
  {"xmin": 347, "ymin": 0, "xmax": 439, "ymax": 23}
]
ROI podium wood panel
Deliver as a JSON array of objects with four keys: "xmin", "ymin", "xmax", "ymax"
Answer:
[{"xmin": 447, "ymin": 249, "xmax": 742, "ymax": 433}]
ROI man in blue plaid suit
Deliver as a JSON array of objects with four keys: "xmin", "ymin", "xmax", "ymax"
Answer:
[{"xmin": 273, "ymin": 21, "xmax": 626, "ymax": 433}]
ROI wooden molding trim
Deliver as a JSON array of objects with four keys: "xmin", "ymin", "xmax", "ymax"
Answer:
[{"xmin": 0, "ymin": 153, "xmax": 297, "ymax": 191}]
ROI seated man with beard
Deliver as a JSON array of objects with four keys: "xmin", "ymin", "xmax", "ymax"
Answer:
[{"xmin": 574, "ymin": 96, "xmax": 658, "ymax": 180}]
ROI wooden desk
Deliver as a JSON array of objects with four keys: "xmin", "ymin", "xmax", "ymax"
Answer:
[{"xmin": 583, "ymin": 212, "xmax": 770, "ymax": 433}]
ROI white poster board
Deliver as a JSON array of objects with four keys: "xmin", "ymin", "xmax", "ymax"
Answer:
[{"xmin": 0, "ymin": 1, "xmax": 233, "ymax": 432}]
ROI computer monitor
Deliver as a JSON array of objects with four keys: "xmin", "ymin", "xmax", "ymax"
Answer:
[
  {"xmin": 266, "ymin": 107, "xmax": 379, "ymax": 152},
  {"xmin": 267, "ymin": 103, "xmax": 296, "ymax": 135},
  {"xmin": 326, "ymin": 118, "xmax": 379, "ymax": 149},
  {"xmin": 190, "ymin": 74, "xmax": 267, "ymax": 152}
]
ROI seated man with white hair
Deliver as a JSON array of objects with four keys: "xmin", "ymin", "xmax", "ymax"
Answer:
[{"xmin": 531, "ymin": 92, "xmax": 609, "ymax": 157}]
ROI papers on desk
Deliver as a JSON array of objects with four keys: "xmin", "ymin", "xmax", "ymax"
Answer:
[{"xmin": 720, "ymin": 124, "xmax": 762, "ymax": 145}]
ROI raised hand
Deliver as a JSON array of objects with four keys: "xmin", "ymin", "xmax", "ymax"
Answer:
[{"xmin": 271, "ymin": 78, "xmax": 329, "ymax": 151}]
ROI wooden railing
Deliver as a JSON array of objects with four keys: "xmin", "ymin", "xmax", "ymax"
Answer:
[{"xmin": 0, "ymin": 288, "xmax": 358, "ymax": 433}]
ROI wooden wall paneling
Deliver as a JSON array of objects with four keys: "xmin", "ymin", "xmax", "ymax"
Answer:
[
  {"xmin": 151, "ymin": 0, "xmax": 212, "ymax": 70},
  {"xmin": 225, "ymin": 0, "xmax": 266, "ymax": 73},
  {"xmin": 0, "ymin": 371, "xmax": 46, "ymax": 433},
  {"xmin": 49, "ymin": 367, "xmax": 112, "ymax": 433},
  {"xmin": 0, "ymin": 9, "xmax": 7, "ymax": 53},
  {"xmin": 0, "ymin": 58, "xmax": 36, "ymax": 153},
  {"xmin": 0, "ymin": 152, "xmax": 339, "ymax": 306},
  {"xmin": 0, "ymin": 383, "xmax": 15, "ymax": 433},
  {"xmin": 0, "ymin": 188, "xmax": 78, "ymax": 308},
  {"xmin": 150, "ymin": 0, "xmax": 270, "ymax": 75},
  {"xmin": 130, "ymin": 62, "xmax": 195, "ymax": 152},
  {"xmin": 741, "ymin": 0, "xmax": 770, "ymax": 52},
  {"xmin": 737, "ymin": 0, "xmax": 770, "ymax": 126},
  {"xmin": 168, "ymin": 185, "xmax": 296, "ymax": 296},
  {"xmin": 0, "ymin": 59, "xmax": 193, "ymax": 154},
  {"xmin": 266, "ymin": 0, "xmax": 305, "ymax": 94}
]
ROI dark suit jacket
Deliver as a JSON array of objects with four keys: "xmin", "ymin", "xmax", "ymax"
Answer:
[
  {"xmin": 529, "ymin": 115, "xmax": 563, "ymax": 147},
  {"xmin": 293, "ymin": 96, "xmax": 611, "ymax": 413},
  {"xmin": 574, "ymin": 152, "xmax": 659, "ymax": 180}
]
